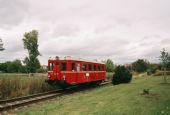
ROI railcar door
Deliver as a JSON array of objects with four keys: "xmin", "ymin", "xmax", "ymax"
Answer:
[
  {"xmin": 69, "ymin": 62, "xmax": 77, "ymax": 84},
  {"xmin": 76, "ymin": 63, "xmax": 82, "ymax": 83},
  {"xmin": 53, "ymin": 62, "xmax": 61, "ymax": 80}
]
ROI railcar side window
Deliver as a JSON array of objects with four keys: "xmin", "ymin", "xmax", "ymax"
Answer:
[
  {"xmin": 77, "ymin": 63, "xmax": 80, "ymax": 72},
  {"xmin": 88, "ymin": 64, "xmax": 92, "ymax": 71},
  {"xmin": 49, "ymin": 63, "xmax": 53, "ymax": 71},
  {"xmin": 94, "ymin": 65, "xmax": 97, "ymax": 71},
  {"xmin": 72, "ymin": 63, "xmax": 75, "ymax": 71},
  {"xmin": 102, "ymin": 65, "xmax": 104, "ymax": 71},
  {"xmin": 61, "ymin": 63, "xmax": 66, "ymax": 71},
  {"xmin": 98, "ymin": 65, "xmax": 100, "ymax": 71},
  {"xmin": 82, "ymin": 64, "xmax": 86, "ymax": 71}
]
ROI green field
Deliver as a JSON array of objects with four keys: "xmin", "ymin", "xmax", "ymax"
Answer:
[{"xmin": 17, "ymin": 75, "xmax": 170, "ymax": 115}]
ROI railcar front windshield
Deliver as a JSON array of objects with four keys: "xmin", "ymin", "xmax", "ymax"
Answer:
[
  {"xmin": 61, "ymin": 63, "xmax": 66, "ymax": 71},
  {"xmin": 49, "ymin": 62, "xmax": 54, "ymax": 71},
  {"xmin": 48, "ymin": 62, "xmax": 67, "ymax": 71}
]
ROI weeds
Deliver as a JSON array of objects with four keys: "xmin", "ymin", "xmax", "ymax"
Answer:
[
  {"xmin": 0, "ymin": 75, "xmax": 54, "ymax": 100},
  {"xmin": 143, "ymin": 89, "xmax": 150, "ymax": 94}
]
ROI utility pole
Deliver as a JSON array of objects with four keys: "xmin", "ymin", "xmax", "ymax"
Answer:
[{"xmin": 0, "ymin": 38, "xmax": 4, "ymax": 51}]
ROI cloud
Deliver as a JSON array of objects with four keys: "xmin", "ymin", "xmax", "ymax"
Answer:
[
  {"xmin": 1, "ymin": 0, "xmax": 170, "ymax": 65},
  {"xmin": 0, "ymin": 0, "xmax": 29, "ymax": 29}
]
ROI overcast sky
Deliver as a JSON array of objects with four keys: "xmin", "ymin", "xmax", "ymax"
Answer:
[{"xmin": 0, "ymin": 0, "xmax": 170, "ymax": 65}]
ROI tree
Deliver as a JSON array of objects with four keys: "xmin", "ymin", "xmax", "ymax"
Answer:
[
  {"xmin": 0, "ymin": 62, "xmax": 9, "ymax": 72},
  {"xmin": 112, "ymin": 66, "xmax": 132, "ymax": 85},
  {"xmin": 0, "ymin": 60, "xmax": 26, "ymax": 73},
  {"xmin": 132, "ymin": 59, "xmax": 148, "ymax": 73},
  {"xmin": 23, "ymin": 30, "xmax": 41, "ymax": 73},
  {"xmin": 106, "ymin": 59, "xmax": 114, "ymax": 72},
  {"xmin": 0, "ymin": 38, "xmax": 5, "ymax": 51},
  {"xmin": 159, "ymin": 48, "xmax": 170, "ymax": 83},
  {"xmin": 7, "ymin": 59, "xmax": 23, "ymax": 73}
]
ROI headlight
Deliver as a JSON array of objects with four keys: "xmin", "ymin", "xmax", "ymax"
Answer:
[{"xmin": 63, "ymin": 75, "xmax": 66, "ymax": 80}]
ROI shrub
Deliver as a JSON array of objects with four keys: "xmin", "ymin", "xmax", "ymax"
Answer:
[
  {"xmin": 112, "ymin": 66, "xmax": 132, "ymax": 85},
  {"xmin": 106, "ymin": 72, "xmax": 114, "ymax": 81},
  {"xmin": 36, "ymin": 67, "xmax": 47, "ymax": 73},
  {"xmin": 132, "ymin": 59, "xmax": 149, "ymax": 73},
  {"xmin": 147, "ymin": 63, "xmax": 159, "ymax": 75},
  {"xmin": 143, "ymin": 89, "xmax": 150, "ymax": 94},
  {"xmin": 147, "ymin": 69, "xmax": 156, "ymax": 75}
]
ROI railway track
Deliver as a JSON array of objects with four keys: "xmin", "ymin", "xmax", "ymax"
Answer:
[{"xmin": 0, "ymin": 81, "xmax": 111, "ymax": 112}]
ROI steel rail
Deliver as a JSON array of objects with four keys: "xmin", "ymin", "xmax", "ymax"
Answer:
[
  {"xmin": 0, "ymin": 81, "xmax": 111, "ymax": 112},
  {"xmin": 0, "ymin": 89, "xmax": 63, "ymax": 104}
]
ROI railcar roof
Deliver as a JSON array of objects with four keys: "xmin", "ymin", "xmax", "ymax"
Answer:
[{"xmin": 48, "ymin": 59, "xmax": 105, "ymax": 64}]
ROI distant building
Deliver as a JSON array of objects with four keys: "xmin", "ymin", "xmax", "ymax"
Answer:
[
  {"xmin": 124, "ymin": 64, "xmax": 132, "ymax": 71},
  {"xmin": 42, "ymin": 65, "xmax": 47, "ymax": 70},
  {"xmin": 124, "ymin": 64, "xmax": 129, "ymax": 68}
]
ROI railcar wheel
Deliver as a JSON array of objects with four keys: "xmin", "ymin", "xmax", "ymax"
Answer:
[
  {"xmin": 90, "ymin": 80, "xmax": 102, "ymax": 86},
  {"xmin": 59, "ymin": 80, "xmax": 69, "ymax": 89}
]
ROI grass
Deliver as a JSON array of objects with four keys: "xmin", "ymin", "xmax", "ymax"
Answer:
[
  {"xmin": 0, "ymin": 73, "xmax": 54, "ymax": 100},
  {"xmin": 0, "ymin": 72, "xmax": 113, "ymax": 100},
  {"xmin": 17, "ymin": 75, "xmax": 170, "ymax": 115},
  {"xmin": 106, "ymin": 72, "xmax": 114, "ymax": 81}
]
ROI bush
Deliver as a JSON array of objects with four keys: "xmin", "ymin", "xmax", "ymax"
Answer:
[
  {"xmin": 143, "ymin": 89, "xmax": 150, "ymax": 94},
  {"xmin": 112, "ymin": 66, "xmax": 132, "ymax": 85},
  {"xmin": 36, "ymin": 67, "xmax": 47, "ymax": 73},
  {"xmin": 106, "ymin": 72, "xmax": 114, "ymax": 81},
  {"xmin": 0, "ymin": 60, "xmax": 28, "ymax": 73},
  {"xmin": 132, "ymin": 59, "xmax": 149, "ymax": 73},
  {"xmin": 147, "ymin": 69, "xmax": 157, "ymax": 75},
  {"xmin": 147, "ymin": 63, "xmax": 159, "ymax": 75}
]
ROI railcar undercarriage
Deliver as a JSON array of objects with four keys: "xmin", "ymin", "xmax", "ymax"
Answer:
[{"xmin": 46, "ymin": 79, "xmax": 103, "ymax": 89}]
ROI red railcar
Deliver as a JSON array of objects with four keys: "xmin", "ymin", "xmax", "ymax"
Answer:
[{"xmin": 47, "ymin": 57, "xmax": 106, "ymax": 88}]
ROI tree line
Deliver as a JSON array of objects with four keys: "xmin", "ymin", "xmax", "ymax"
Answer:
[
  {"xmin": 0, "ymin": 30, "xmax": 46, "ymax": 73},
  {"xmin": 110, "ymin": 48, "xmax": 170, "ymax": 84},
  {"xmin": 0, "ymin": 59, "xmax": 46, "ymax": 73},
  {"xmin": 1, "ymin": 49, "xmax": 169, "ymax": 73},
  {"xmin": 0, "ymin": 30, "xmax": 170, "ymax": 74},
  {"xmin": 105, "ymin": 48, "xmax": 170, "ymax": 74}
]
